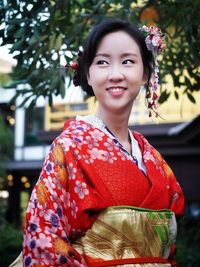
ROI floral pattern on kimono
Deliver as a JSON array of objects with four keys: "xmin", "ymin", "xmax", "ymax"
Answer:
[{"xmin": 23, "ymin": 119, "xmax": 184, "ymax": 266}]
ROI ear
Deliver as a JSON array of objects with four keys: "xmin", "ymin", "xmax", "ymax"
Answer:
[
  {"xmin": 87, "ymin": 72, "xmax": 91, "ymax": 86},
  {"xmin": 142, "ymin": 71, "xmax": 149, "ymax": 86}
]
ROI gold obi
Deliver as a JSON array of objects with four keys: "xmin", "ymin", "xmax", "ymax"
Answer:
[{"xmin": 73, "ymin": 206, "xmax": 177, "ymax": 267}]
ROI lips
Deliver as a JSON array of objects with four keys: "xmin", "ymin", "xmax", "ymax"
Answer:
[{"xmin": 106, "ymin": 87, "xmax": 126, "ymax": 96}]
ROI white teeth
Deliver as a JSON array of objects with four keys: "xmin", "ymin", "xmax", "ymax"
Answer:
[{"xmin": 108, "ymin": 88, "xmax": 124, "ymax": 92}]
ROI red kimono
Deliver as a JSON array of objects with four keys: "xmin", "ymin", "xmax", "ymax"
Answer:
[{"xmin": 23, "ymin": 118, "xmax": 184, "ymax": 266}]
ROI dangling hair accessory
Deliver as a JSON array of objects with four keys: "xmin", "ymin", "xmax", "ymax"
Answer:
[
  {"xmin": 140, "ymin": 25, "xmax": 166, "ymax": 117},
  {"xmin": 65, "ymin": 50, "xmax": 82, "ymax": 87}
]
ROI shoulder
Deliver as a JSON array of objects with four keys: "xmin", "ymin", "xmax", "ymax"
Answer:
[
  {"xmin": 52, "ymin": 118, "xmax": 95, "ymax": 152},
  {"xmin": 133, "ymin": 130, "xmax": 164, "ymax": 162},
  {"xmin": 133, "ymin": 131, "xmax": 146, "ymax": 141},
  {"xmin": 132, "ymin": 131, "xmax": 151, "ymax": 148},
  {"xmin": 55, "ymin": 119, "xmax": 90, "ymax": 140},
  {"xmin": 62, "ymin": 118, "xmax": 94, "ymax": 134}
]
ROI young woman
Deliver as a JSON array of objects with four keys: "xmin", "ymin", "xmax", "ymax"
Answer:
[{"xmin": 22, "ymin": 19, "xmax": 184, "ymax": 266}]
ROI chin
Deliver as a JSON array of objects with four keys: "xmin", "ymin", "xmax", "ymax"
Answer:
[{"xmin": 107, "ymin": 104, "xmax": 132, "ymax": 114}]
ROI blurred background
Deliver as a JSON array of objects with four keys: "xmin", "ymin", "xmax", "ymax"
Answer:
[{"xmin": 0, "ymin": 0, "xmax": 199, "ymax": 266}]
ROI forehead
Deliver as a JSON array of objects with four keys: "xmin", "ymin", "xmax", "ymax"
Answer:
[{"xmin": 96, "ymin": 30, "xmax": 141, "ymax": 55}]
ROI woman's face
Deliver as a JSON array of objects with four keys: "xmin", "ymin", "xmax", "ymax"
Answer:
[{"xmin": 87, "ymin": 30, "xmax": 147, "ymax": 115}]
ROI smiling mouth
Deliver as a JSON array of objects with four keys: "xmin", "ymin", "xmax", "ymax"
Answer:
[{"xmin": 106, "ymin": 87, "xmax": 127, "ymax": 93}]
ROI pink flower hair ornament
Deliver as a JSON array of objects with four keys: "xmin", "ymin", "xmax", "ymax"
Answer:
[{"xmin": 139, "ymin": 25, "xmax": 166, "ymax": 118}]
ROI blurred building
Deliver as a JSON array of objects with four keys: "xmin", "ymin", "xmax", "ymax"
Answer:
[{"xmin": 0, "ymin": 56, "xmax": 200, "ymax": 226}]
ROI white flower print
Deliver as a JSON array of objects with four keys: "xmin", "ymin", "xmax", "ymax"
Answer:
[
  {"xmin": 43, "ymin": 176, "xmax": 56, "ymax": 192},
  {"xmin": 43, "ymin": 209, "xmax": 60, "ymax": 230},
  {"xmin": 59, "ymin": 137, "xmax": 75, "ymax": 152},
  {"xmin": 89, "ymin": 129, "xmax": 104, "ymax": 141},
  {"xmin": 74, "ymin": 149, "xmax": 82, "ymax": 160},
  {"xmin": 39, "ymin": 210, "xmax": 45, "ymax": 217},
  {"xmin": 143, "ymin": 150, "xmax": 155, "ymax": 163},
  {"xmin": 83, "ymin": 135, "xmax": 99, "ymax": 149},
  {"xmin": 38, "ymin": 233, "xmax": 52, "ymax": 249},
  {"xmin": 41, "ymin": 251, "xmax": 55, "ymax": 265},
  {"xmin": 87, "ymin": 147, "xmax": 104, "ymax": 160},
  {"xmin": 28, "ymin": 219, "xmax": 41, "ymax": 234},
  {"xmin": 102, "ymin": 151, "xmax": 117, "ymax": 163},
  {"xmin": 27, "ymin": 198, "xmax": 37, "ymax": 215},
  {"xmin": 44, "ymin": 159, "xmax": 55, "ymax": 175},
  {"xmin": 23, "ymin": 232, "xmax": 32, "ymax": 248},
  {"xmin": 69, "ymin": 120, "xmax": 77, "ymax": 128},
  {"xmin": 104, "ymin": 138, "xmax": 119, "ymax": 151},
  {"xmin": 172, "ymin": 191, "xmax": 179, "ymax": 202},
  {"xmin": 71, "ymin": 200, "xmax": 78, "ymax": 218},
  {"xmin": 71, "ymin": 132, "xmax": 84, "ymax": 150},
  {"xmin": 74, "ymin": 181, "xmax": 89, "ymax": 199},
  {"xmin": 29, "ymin": 214, "xmax": 40, "ymax": 228},
  {"xmin": 82, "ymin": 122, "xmax": 92, "ymax": 132},
  {"xmin": 143, "ymin": 148, "xmax": 165, "ymax": 176},
  {"xmin": 71, "ymin": 127, "xmax": 84, "ymax": 142},
  {"xmin": 60, "ymin": 190, "xmax": 70, "ymax": 209},
  {"xmin": 117, "ymin": 151, "xmax": 126, "ymax": 160},
  {"xmin": 82, "ymin": 154, "xmax": 94, "ymax": 164},
  {"xmin": 67, "ymin": 162, "xmax": 77, "ymax": 180}
]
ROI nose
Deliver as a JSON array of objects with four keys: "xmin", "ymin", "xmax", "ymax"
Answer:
[{"xmin": 108, "ymin": 65, "xmax": 124, "ymax": 82}]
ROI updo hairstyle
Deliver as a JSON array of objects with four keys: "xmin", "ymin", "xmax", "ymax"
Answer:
[{"xmin": 75, "ymin": 18, "xmax": 153, "ymax": 96}]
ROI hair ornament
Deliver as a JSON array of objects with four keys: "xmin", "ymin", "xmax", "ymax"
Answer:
[
  {"xmin": 140, "ymin": 25, "xmax": 166, "ymax": 54},
  {"xmin": 140, "ymin": 25, "xmax": 166, "ymax": 117},
  {"xmin": 65, "ymin": 51, "xmax": 82, "ymax": 87},
  {"xmin": 65, "ymin": 62, "xmax": 78, "ymax": 70}
]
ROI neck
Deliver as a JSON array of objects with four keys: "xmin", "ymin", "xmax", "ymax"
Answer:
[{"xmin": 96, "ymin": 107, "xmax": 131, "ymax": 144}]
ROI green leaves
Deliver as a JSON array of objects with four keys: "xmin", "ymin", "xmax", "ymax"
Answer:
[
  {"xmin": 158, "ymin": 90, "xmax": 170, "ymax": 104},
  {"xmin": 0, "ymin": 0, "xmax": 199, "ymax": 107},
  {"xmin": 157, "ymin": 0, "xmax": 199, "ymax": 102},
  {"xmin": 0, "ymin": 116, "xmax": 13, "ymax": 160},
  {"xmin": 55, "ymin": 33, "xmax": 63, "ymax": 51},
  {"xmin": 186, "ymin": 92, "xmax": 196, "ymax": 104}
]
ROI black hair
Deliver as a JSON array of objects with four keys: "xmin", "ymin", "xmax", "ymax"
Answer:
[{"xmin": 75, "ymin": 18, "xmax": 153, "ymax": 96}]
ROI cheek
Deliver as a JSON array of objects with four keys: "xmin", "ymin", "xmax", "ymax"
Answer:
[
  {"xmin": 132, "ymin": 67, "xmax": 146, "ymax": 85},
  {"xmin": 88, "ymin": 69, "xmax": 105, "ymax": 87}
]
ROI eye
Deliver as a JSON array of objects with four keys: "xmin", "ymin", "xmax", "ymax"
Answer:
[
  {"xmin": 122, "ymin": 59, "xmax": 134, "ymax": 64},
  {"xmin": 97, "ymin": 60, "xmax": 108, "ymax": 65}
]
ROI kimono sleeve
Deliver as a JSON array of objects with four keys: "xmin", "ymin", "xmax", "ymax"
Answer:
[
  {"xmin": 162, "ymin": 160, "xmax": 185, "ymax": 218},
  {"xmin": 22, "ymin": 139, "xmax": 86, "ymax": 266}
]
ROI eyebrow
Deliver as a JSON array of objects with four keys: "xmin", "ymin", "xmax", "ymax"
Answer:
[{"xmin": 95, "ymin": 52, "xmax": 139, "ymax": 58}]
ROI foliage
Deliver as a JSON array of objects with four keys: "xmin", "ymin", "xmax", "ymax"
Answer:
[
  {"xmin": 0, "ymin": 0, "xmax": 199, "ymax": 107},
  {"xmin": 0, "ymin": 115, "xmax": 13, "ymax": 179},
  {"xmin": 0, "ymin": 116, "xmax": 13, "ymax": 159},
  {"xmin": 175, "ymin": 218, "xmax": 200, "ymax": 266},
  {"xmin": 0, "ymin": 202, "xmax": 23, "ymax": 267},
  {"xmin": 154, "ymin": 0, "xmax": 200, "ymax": 104}
]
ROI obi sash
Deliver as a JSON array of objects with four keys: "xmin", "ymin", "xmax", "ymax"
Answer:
[{"xmin": 73, "ymin": 206, "xmax": 177, "ymax": 266}]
